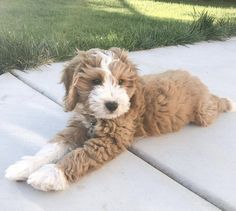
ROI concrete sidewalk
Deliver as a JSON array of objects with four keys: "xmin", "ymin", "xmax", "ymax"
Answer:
[{"xmin": 1, "ymin": 38, "xmax": 236, "ymax": 211}]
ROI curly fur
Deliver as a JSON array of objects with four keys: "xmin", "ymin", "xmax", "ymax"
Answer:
[{"xmin": 5, "ymin": 47, "xmax": 235, "ymax": 191}]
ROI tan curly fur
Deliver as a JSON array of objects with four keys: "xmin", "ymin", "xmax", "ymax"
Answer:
[
  {"xmin": 5, "ymin": 47, "xmax": 235, "ymax": 191},
  {"xmin": 56, "ymin": 47, "xmax": 234, "ymax": 184}
]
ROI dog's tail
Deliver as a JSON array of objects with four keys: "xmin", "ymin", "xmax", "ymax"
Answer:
[
  {"xmin": 227, "ymin": 98, "xmax": 236, "ymax": 112},
  {"xmin": 214, "ymin": 96, "xmax": 236, "ymax": 113}
]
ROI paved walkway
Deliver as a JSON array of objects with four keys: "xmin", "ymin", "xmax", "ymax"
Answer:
[{"xmin": 1, "ymin": 38, "xmax": 236, "ymax": 211}]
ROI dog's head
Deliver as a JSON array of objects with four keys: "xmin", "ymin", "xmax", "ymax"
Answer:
[{"xmin": 61, "ymin": 48, "xmax": 138, "ymax": 119}]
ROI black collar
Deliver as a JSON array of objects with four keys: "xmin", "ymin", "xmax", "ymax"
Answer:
[{"xmin": 89, "ymin": 117, "xmax": 97, "ymax": 126}]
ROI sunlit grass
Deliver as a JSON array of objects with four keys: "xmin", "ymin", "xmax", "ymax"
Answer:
[
  {"xmin": 125, "ymin": 0, "xmax": 236, "ymax": 21},
  {"xmin": 0, "ymin": 0, "xmax": 236, "ymax": 73}
]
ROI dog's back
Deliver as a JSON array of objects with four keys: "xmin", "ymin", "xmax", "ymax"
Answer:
[{"xmin": 136, "ymin": 70, "xmax": 233, "ymax": 136}]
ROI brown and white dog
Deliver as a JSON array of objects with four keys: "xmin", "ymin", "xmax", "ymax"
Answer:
[{"xmin": 5, "ymin": 48, "xmax": 236, "ymax": 191}]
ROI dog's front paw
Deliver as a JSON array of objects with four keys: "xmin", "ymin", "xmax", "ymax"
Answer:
[
  {"xmin": 27, "ymin": 164, "xmax": 68, "ymax": 191},
  {"xmin": 5, "ymin": 156, "xmax": 37, "ymax": 181}
]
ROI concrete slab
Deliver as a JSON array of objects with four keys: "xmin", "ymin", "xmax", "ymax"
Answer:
[
  {"xmin": 0, "ymin": 73, "xmax": 217, "ymax": 211},
  {"xmin": 12, "ymin": 62, "xmax": 65, "ymax": 105},
  {"xmin": 129, "ymin": 37, "xmax": 236, "ymax": 97},
  {"xmin": 11, "ymin": 38, "xmax": 236, "ymax": 210}
]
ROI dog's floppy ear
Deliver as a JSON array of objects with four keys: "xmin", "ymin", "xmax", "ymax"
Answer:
[
  {"xmin": 63, "ymin": 74, "xmax": 80, "ymax": 111},
  {"xmin": 109, "ymin": 47, "xmax": 129, "ymax": 62},
  {"xmin": 61, "ymin": 52, "xmax": 83, "ymax": 111}
]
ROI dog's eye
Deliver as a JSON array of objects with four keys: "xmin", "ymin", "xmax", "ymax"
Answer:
[
  {"xmin": 92, "ymin": 79, "xmax": 102, "ymax": 85},
  {"xmin": 118, "ymin": 79, "xmax": 124, "ymax": 85}
]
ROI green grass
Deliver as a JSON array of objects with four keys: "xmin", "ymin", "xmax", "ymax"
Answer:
[{"xmin": 1, "ymin": 0, "xmax": 236, "ymax": 73}]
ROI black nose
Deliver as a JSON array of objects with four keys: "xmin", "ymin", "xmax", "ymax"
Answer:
[{"xmin": 105, "ymin": 101, "xmax": 118, "ymax": 112}]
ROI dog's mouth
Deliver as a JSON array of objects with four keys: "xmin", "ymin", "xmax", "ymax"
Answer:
[
  {"xmin": 88, "ymin": 99, "xmax": 131, "ymax": 119},
  {"xmin": 91, "ymin": 103, "xmax": 130, "ymax": 119}
]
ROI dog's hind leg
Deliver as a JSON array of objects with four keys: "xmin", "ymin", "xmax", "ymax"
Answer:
[
  {"xmin": 5, "ymin": 123, "xmax": 87, "ymax": 181},
  {"xmin": 193, "ymin": 95, "xmax": 235, "ymax": 127}
]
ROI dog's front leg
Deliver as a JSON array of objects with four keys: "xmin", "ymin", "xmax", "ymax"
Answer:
[
  {"xmin": 5, "ymin": 123, "xmax": 87, "ymax": 181},
  {"xmin": 27, "ymin": 136, "xmax": 131, "ymax": 191}
]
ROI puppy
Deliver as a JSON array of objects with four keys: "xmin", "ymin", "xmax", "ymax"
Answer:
[{"xmin": 5, "ymin": 48, "xmax": 236, "ymax": 191}]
